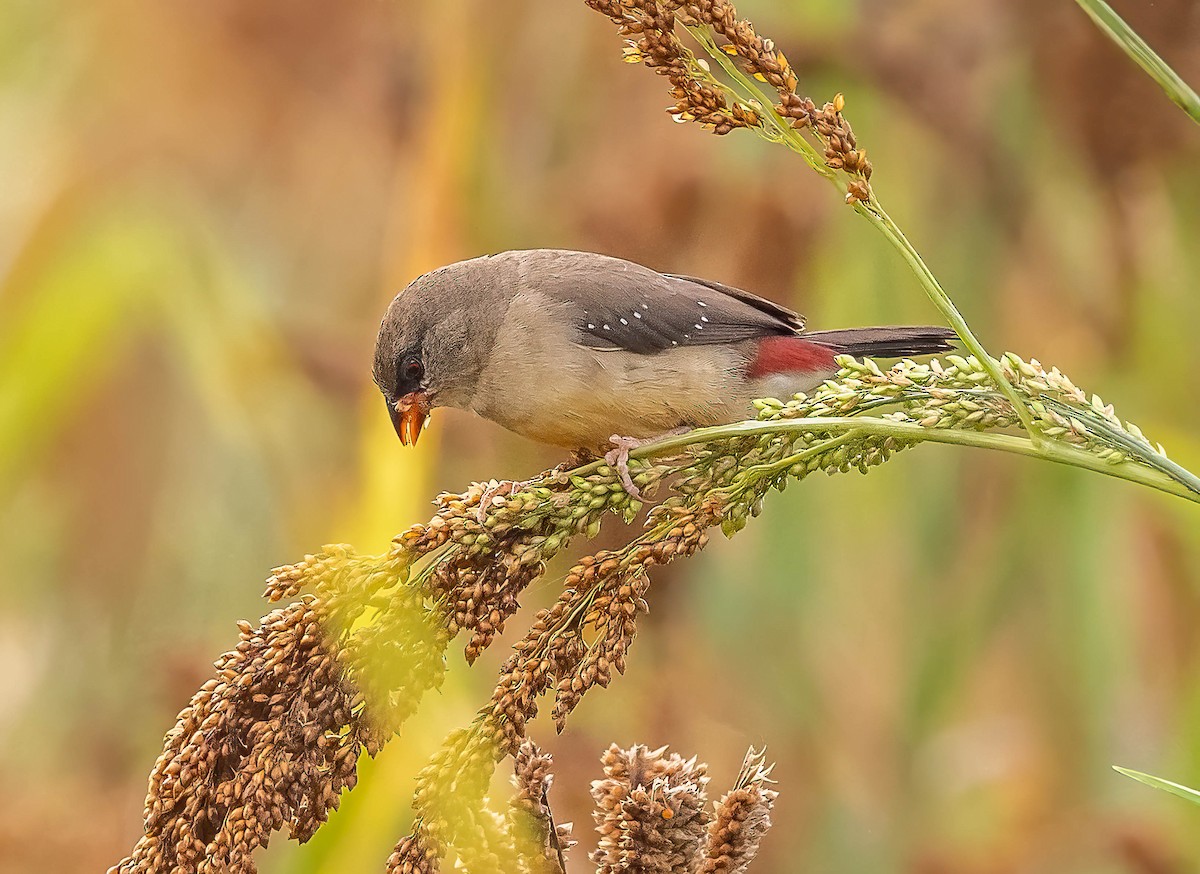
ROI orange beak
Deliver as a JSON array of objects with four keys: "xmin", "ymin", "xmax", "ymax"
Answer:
[{"xmin": 389, "ymin": 391, "xmax": 430, "ymax": 446}]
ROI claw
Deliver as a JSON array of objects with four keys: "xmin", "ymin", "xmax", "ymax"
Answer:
[
  {"xmin": 602, "ymin": 427, "xmax": 693, "ymax": 500},
  {"xmin": 605, "ymin": 435, "xmax": 644, "ymax": 500},
  {"xmin": 476, "ymin": 479, "xmax": 519, "ymax": 524}
]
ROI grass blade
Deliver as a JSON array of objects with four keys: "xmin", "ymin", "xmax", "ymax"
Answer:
[
  {"xmin": 1075, "ymin": 0, "xmax": 1200, "ymax": 125},
  {"xmin": 1113, "ymin": 766, "xmax": 1200, "ymax": 806}
]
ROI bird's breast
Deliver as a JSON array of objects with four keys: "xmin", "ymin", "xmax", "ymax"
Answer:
[{"xmin": 466, "ymin": 292, "xmax": 757, "ymax": 449}]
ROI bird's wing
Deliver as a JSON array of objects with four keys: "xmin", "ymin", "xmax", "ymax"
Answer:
[{"xmin": 552, "ymin": 257, "xmax": 804, "ymax": 354}]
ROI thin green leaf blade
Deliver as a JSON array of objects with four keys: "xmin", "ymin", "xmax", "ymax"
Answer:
[
  {"xmin": 1075, "ymin": 0, "xmax": 1200, "ymax": 125},
  {"xmin": 1114, "ymin": 766, "xmax": 1200, "ymax": 806}
]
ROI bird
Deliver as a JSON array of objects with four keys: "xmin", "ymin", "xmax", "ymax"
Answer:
[{"xmin": 372, "ymin": 249, "xmax": 954, "ymax": 493}]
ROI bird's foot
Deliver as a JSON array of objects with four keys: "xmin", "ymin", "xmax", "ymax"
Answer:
[
  {"xmin": 604, "ymin": 435, "xmax": 644, "ymax": 500},
  {"xmin": 477, "ymin": 479, "xmax": 523, "ymax": 524},
  {"xmin": 477, "ymin": 454, "xmax": 600, "ymax": 522},
  {"xmin": 604, "ymin": 428, "xmax": 693, "ymax": 500}
]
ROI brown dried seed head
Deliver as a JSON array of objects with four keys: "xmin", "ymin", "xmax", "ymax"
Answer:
[
  {"xmin": 590, "ymin": 743, "xmax": 712, "ymax": 874},
  {"xmin": 700, "ymin": 749, "xmax": 778, "ymax": 873},
  {"xmin": 385, "ymin": 828, "xmax": 441, "ymax": 874}
]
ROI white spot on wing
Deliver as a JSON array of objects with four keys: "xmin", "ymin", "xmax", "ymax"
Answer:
[
  {"xmin": 587, "ymin": 323, "xmax": 595, "ymax": 329},
  {"xmin": 603, "ymin": 324, "xmax": 611, "ymax": 330},
  {"xmin": 633, "ymin": 311, "xmax": 642, "ymax": 319},
  {"xmin": 619, "ymin": 318, "xmax": 628, "ymax": 325},
  {"xmin": 700, "ymin": 316, "xmax": 708, "ymax": 322},
  {"xmin": 697, "ymin": 301, "xmax": 707, "ymax": 307}
]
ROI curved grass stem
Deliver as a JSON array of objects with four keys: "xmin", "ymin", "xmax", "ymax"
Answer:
[{"xmin": 597, "ymin": 417, "xmax": 1200, "ymax": 504}]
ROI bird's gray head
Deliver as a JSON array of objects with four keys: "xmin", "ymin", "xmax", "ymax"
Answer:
[{"xmin": 372, "ymin": 257, "xmax": 503, "ymax": 444}]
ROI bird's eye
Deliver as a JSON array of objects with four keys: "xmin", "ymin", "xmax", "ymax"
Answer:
[{"xmin": 401, "ymin": 355, "xmax": 424, "ymax": 383}]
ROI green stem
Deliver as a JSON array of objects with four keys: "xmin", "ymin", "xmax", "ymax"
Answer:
[
  {"xmin": 854, "ymin": 202, "xmax": 1040, "ymax": 437},
  {"xmin": 1075, "ymin": 0, "xmax": 1200, "ymax": 125},
  {"xmin": 594, "ymin": 417, "xmax": 1200, "ymax": 504},
  {"xmin": 722, "ymin": 430, "xmax": 859, "ymax": 497},
  {"xmin": 684, "ymin": 23, "xmax": 1040, "ymax": 438}
]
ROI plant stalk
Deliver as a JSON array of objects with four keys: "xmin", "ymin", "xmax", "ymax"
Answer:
[
  {"xmin": 1075, "ymin": 0, "xmax": 1200, "ymax": 125},
  {"xmin": 573, "ymin": 416, "xmax": 1200, "ymax": 504}
]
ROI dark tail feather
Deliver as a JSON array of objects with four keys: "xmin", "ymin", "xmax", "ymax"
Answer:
[{"xmin": 804, "ymin": 326, "xmax": 957, "ymax": 358}]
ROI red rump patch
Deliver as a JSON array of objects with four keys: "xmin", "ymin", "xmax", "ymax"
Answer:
[{"xmin": 747, "ymin": 336, "xmax": 838, "ymax": 378}]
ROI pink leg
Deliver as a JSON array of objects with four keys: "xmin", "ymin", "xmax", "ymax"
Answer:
[
  {"xmin": 603, "ymin": 427, "xmax": 692, "ymax": 500},
  {"xmin": 476, "ymin": 457, "xmax": 587, "ymax": 523},
  {"xmin": 477, "ymin": 479, "xmax": 520, "ymax": 523},
  {"xmin": 604, "ymin": 436, "xmax": 644, "ymax": 499}
]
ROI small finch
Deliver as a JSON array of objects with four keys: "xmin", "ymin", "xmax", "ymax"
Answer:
[{"xmin": 373, "ymin": 249, "xmax": 953, "ymax": 490}]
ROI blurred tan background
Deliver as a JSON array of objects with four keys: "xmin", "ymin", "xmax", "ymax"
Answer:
[{"xmin": 3, "ymin": 0, "xmax": 1200, "ymax": 871}]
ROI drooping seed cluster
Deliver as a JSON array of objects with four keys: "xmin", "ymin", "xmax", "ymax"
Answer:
[
  {"xmin": 432, "ymin": 550, "xmax": 541, "ymax": 664},
  {"xmin": 683, "ymin": 0, "xmax": 874, "ymax": 200},
  {"xmin": 587, "ymin": 0, "xmax": 757, "ymax": 134},
  {"xmin": 583, "ymin": 0, "xmax": 875, "ymax": 201},
  {"xmin": 115, "ymin": 537, "xmax": 463, "ymax": 874},
  {"xmin": 395, "ymin": 468, "xmax": 665, "ymax": 666},
  {"xmin": 111, "ymin": 598, "xmax": 368, "ymax": 874},
  {"xmin": 405, "ymin": 720, "xmax": 531, "ymax": 872},
  {"xmin": 509, "ymin": 742, "xmax": 577, "ymax": 873},
  {"xmin": 488, "ymin": 495, "xmax": 720, "ymax": 753},
  {"xmin": 388, "ymin": 492, "xmax": 721, "ymax": 868},
  {"xmin": 699, "ymin": 748, "xmax": 778, "ymax": 874},
  {"xmin": 385, "ymin": 825, "xmax": 441, "ymax": 874},
  {"xmin": 113, "ymin": 454, "xmax": 681, "ymax": 873},
  {"xmin": 551, "ymin": 496, "xmax": 718, "ymax": 727}
]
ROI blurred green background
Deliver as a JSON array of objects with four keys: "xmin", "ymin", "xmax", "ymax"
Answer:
[{"xmin": 2, "ymin": 0, "xmax": 1200, "ymax": 871}]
